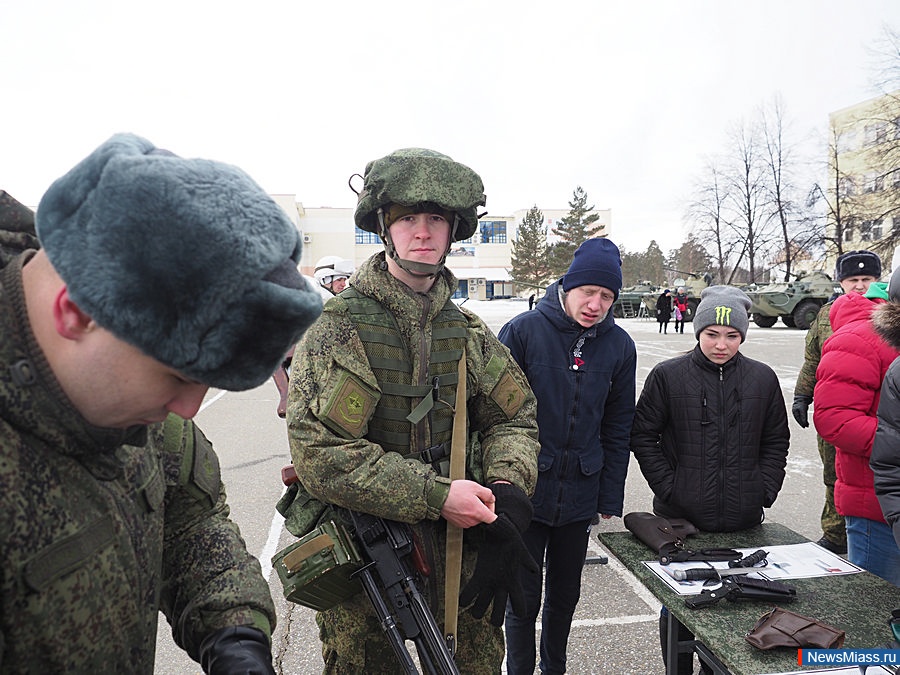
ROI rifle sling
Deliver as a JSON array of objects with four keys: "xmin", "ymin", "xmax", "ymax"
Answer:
[{"xmin": 444, "ymin": 350, "xmax": 466, "ymax": 657}]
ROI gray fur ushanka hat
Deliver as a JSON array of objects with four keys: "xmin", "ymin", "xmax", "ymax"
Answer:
[{"xmin": 36, "ymin": 133, "xmax": 323, "ymax": 391}]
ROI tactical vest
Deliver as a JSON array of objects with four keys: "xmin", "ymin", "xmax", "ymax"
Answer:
[{"xmin": 340, "ymin": 288, "xmax": 467, "ymax": 474}]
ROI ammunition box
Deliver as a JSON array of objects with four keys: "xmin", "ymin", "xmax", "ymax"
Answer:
[{"xmin": 272, "ymin": 519, "xmax": 363, "ymax": 611}]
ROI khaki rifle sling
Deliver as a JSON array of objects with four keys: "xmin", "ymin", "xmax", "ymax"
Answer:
[{"xmin": 443, "ymin": 349, "xmax": 466, "ymax": 657}]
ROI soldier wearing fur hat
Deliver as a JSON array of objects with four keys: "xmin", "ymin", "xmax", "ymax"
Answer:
[
  {"xmin": 792, "ymin": 249, "xmax": 882, "ymax": 554},
  {"xmin": 631, "ymin": 285, "xmax": 789, "ymax": 674},
  {"xmin": 498, "ymin": 237, "xmax": 636, "ymax": 675},
  {"xmin": 0, "ymin": 135, "xmax": 324, "ymax": 672},
  {"xmin": 283, "ymin": 148, "xmax": 540, "ymax": 672}
]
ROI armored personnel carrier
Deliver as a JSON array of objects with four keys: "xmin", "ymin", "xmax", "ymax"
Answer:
[
  {"xmin": 640, "ymin": 270, "xmax": 711, "ymax": 321},
  {"xmin": 613, "ymin": 281, "xmax": 659, "ymax": 318},
  {"xmin": 744, "ymin": 271, "xmax": 839, "ymax": 330}
]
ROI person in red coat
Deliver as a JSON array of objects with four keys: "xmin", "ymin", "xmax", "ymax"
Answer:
[{"xmin": 813, "ymin": 280, "xmax": 900, "ymax": 585}]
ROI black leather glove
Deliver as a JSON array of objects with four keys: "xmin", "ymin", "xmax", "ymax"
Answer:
[
  {"xmin": 792, "ymin": 394, "xmax": 812, "ymax": 428},
  {"xmin": 459, "ymin": 483, "xmax": 539, "ymax": 627},
  {"xmin": 199, "ymin": 626, "xmax": 275, "ymax": 675}
]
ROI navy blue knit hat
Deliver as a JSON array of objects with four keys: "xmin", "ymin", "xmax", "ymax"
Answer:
[
  {"xmin": 36, "ymin": 133, "xmax": 323, "ymax": 391},
  {"xmin": 561, "ymin": 238, "xmax": 623, "ymax": 299}
]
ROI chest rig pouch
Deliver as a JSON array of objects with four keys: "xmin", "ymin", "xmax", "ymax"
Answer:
[{"xmin": 340, "ymin": 288, "xmax": 467, "ymax": 477}]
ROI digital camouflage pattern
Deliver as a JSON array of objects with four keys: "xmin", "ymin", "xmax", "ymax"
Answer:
[
  {"xmin": 286, "ymin": 253, "xmax": 539, "ymax": 672},
  {"xmin": 794, "ymin": 300, "xmax": 846, "ymax": 546},
  {"xmin": 353, "ymin": 149, "xmax": 486, "ymax": 241},
  {"xmin": 0, "ymin": 191, "xmax": 38, "ymax": 268},
  {"xmin": 0, "ymin": 255, "xmax": 275, "ymax": 673}
]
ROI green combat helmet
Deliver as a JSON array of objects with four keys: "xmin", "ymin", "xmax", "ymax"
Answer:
[{"xmin": 351, "ymin": 148, "xmax": 486, "ymax": 277}]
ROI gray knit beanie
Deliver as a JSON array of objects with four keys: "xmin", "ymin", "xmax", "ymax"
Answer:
[
  {"xmin": 693, "ymin": 285, "xmax": 752, "ymax": 342},
  {"xmin": 36, "ymin": 133, "xmax": 323, "ymax": 391}
]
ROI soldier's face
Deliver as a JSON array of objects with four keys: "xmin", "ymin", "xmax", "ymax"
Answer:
[
  {"xmin": 840, "ymin": 275, "xmax": 877, "ymax": 295},
  {"xmin": 330, "ymin": 277, "xmax": 348, "ymax": 293},
  {"xmin": 70, "ymin": 328, "xmax": 210, "ymax": 428},
  {"xmin": 388, "ymin": 213, "xmax": 451, "ymax": 267},
  {"xmin": 564, "ymin": 285, "xmax": 615, "ymax": 327}
]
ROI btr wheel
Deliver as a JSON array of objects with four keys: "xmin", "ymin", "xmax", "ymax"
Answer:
[
  {"xmin": 792, "ymin": 300, "xmax": 820, "ymax": 330},
  {"xmin": 753, "ymin": 313, "xmax": 777, "ymax": 328}
]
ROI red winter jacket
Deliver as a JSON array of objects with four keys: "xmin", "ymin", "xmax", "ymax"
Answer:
[{"xmin": 814, "ymin": 293, "xmax": 899, "ymax": 522}]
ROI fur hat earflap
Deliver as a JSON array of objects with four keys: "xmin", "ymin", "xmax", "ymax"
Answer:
[
  {"xmin": 872, "ymin": 270, "xmax": 900, "ymax": 350},
  {"xmin": 36, "ymin": 133, "xmax": 323, "ymax": 390}
]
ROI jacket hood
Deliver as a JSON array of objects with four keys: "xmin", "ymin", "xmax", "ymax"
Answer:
[
  {"xmin": 872, "ymin": 302, "xmax": 900, "ymax": 351},
  {"xmin": 828, "ymin": 291, "xmax": 884, "ymax": 332}
]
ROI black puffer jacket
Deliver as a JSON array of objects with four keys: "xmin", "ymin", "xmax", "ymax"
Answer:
[
  {"xmin": 871, "ymin": 302, "xmax": 900, "ymax": 547},
  {"xmin": 630, "ymin": 345, "xmax": 790, "ymax": 532}
]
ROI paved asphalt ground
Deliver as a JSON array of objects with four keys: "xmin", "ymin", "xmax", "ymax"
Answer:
[{"xmin": 154, "ymin": 298, "xmax": 827, "ymax": 674}]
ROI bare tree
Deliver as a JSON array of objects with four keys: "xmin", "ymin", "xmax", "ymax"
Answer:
[
  {"xmin": 759, "ymin": 96, "xmax": 809, "ymax": 281},
  {"xmin": 723, "ymin": 118, "xmax": 779, "ymax": 283},
  {"xmin": 807, "ymin": 124, "xmax": 864, "ymax": 259},
  {"xmin": 686, "ymin": 159, "xmax": 741, "ymax": 282}
]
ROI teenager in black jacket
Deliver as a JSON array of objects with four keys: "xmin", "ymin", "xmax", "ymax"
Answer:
[{"xmin": 631, "ymin": 285, "xmax": 790, "ymax": 674}]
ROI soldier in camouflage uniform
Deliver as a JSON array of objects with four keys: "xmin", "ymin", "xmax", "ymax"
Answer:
[
  {"xmin": 285, "ymin": 148, "xmax": 540, "ymax": 673},
  {"xmin": 792, "ymin": 249, "xmax": 881, "ymax": 554},
  {"xmin": 0, "ymin": 135, "xmax": 322, "ymax": 673}
]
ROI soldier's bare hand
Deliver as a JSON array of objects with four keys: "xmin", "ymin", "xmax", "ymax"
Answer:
[{"xmin": 441, "ymin": 480, "xmax": 498, "ymax": 529}]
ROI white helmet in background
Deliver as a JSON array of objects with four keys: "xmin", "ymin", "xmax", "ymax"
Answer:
[{"xmin": 314, "ymin": 256, "xmax": 355, "ymax": 292}]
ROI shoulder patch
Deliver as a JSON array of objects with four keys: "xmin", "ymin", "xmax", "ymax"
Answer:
[
  {"xmin": 491, "ymin": 370, "xmax": 527, "ymax": 419},
  {"xmin": 323, "ymin": 370, "xmax": 377, "ymax": 438}
]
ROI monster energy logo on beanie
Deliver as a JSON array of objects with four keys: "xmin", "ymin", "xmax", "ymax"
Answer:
[{"xmin": 693, "ymin": 285, "xmax": 752, "ymax": 343}]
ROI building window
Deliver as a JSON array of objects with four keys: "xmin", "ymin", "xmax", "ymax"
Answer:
[
  {"xmin": 836, "ymin": 129, "xmax": 857, "ymax": 153},
  {"xmin": 479, "ymin": 220, "xmax": 507, "ymax": 244},
  {"xmin": 863, "ymin": 173, "xmax": 885, "ymax": 193},
  {"xmin": 865, "ymin": 121, "xmax": 888, "ymax": 146},
  {"xmin": 355, "ymin": 227, "xmax": 381, "ymax": 245},
  {"xmin": 843, "ymin": 226, "xmax": 854, "ymax": 242},
  {"xmin": 839, "ymin": 176, "xmax": 856, "ymax": 196},
  {"xmin": 892, "ymin": 168, "xmax": 900, "ymax": 189},
  {"xmin": 861, "ymin": 219, "xmax": 884, "ymax": 240}
]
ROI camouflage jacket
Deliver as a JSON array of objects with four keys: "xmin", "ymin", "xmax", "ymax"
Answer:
[
  {"xmin": 0, "ymin": 254, "xmax": 275, "ymax": 673},
  {"xmin": 794, "ymin": 300, "xmax": 836, "ymax": 398},
  {"xmin": 287, "ymin": 253, "xmax": 539, "ymax": 524}
]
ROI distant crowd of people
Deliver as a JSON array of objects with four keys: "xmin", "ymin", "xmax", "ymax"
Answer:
[{"xmin": 2, "ymin": 136, "xmax": 899, "ymax": 675}]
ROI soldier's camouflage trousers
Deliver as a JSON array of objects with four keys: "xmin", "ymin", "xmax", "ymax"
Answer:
[
  {"xmin": 316, "ymin": 587, "xmax": 504, "ymax": 674},
  {"xmin": 818, "ymin": 434, "xmax": 847, "ymax": 546}
]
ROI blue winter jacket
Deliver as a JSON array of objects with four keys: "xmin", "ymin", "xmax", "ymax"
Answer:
[{"xmin": 498, "ymin": 281, "xmax": 637, "ymax": 526}]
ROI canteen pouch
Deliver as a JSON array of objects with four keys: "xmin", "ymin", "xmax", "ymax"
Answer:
[
  {"xmin": 272, "ymin": 519, "xmax": 364, "ymax": 611},
  {"xmin": 745, "ymin": 607, "xmax": 845, "ymax": 650},
  {"xmin": 276, "ymin": 480, "xmax": 330, "ymax": 538}
]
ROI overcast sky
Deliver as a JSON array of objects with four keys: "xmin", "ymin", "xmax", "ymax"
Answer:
[{"xmin": 4, "ymin": 1, "xmax": 900, "ymax": 253}]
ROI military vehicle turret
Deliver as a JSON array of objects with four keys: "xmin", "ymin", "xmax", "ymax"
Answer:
[
  {"xmin": 640, "ymin": 269, "xmax": 711, "ymax": 321},
  {"xmin": 613, "ymin": 281, "xmax": 659, "ymax": 318},
  {"xmin": 744, "ymin": 271, "xmax": 839, "ymax": 330}
]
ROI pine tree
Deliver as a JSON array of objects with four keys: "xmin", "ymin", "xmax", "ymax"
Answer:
[
  {"xmin": 549, "ymin": 186, "xmax": 603, "ymax": 277},
  {"xmin": 510, "ymin": 205, "xmax": 551, "ymax": 292}
]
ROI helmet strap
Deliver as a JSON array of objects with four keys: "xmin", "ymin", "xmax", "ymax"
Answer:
[{"xmin": 376, "ymin": 208, "xmax": 455, "ymax": 278}]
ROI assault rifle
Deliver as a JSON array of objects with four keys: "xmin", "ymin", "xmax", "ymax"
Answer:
[
  {"xmin": 277, "ymin": 465, "xmax": 458, "ymax": 675},
  {"xmin": 343, "ymin": 509, "xmax": 460, "ymax": 675}
]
